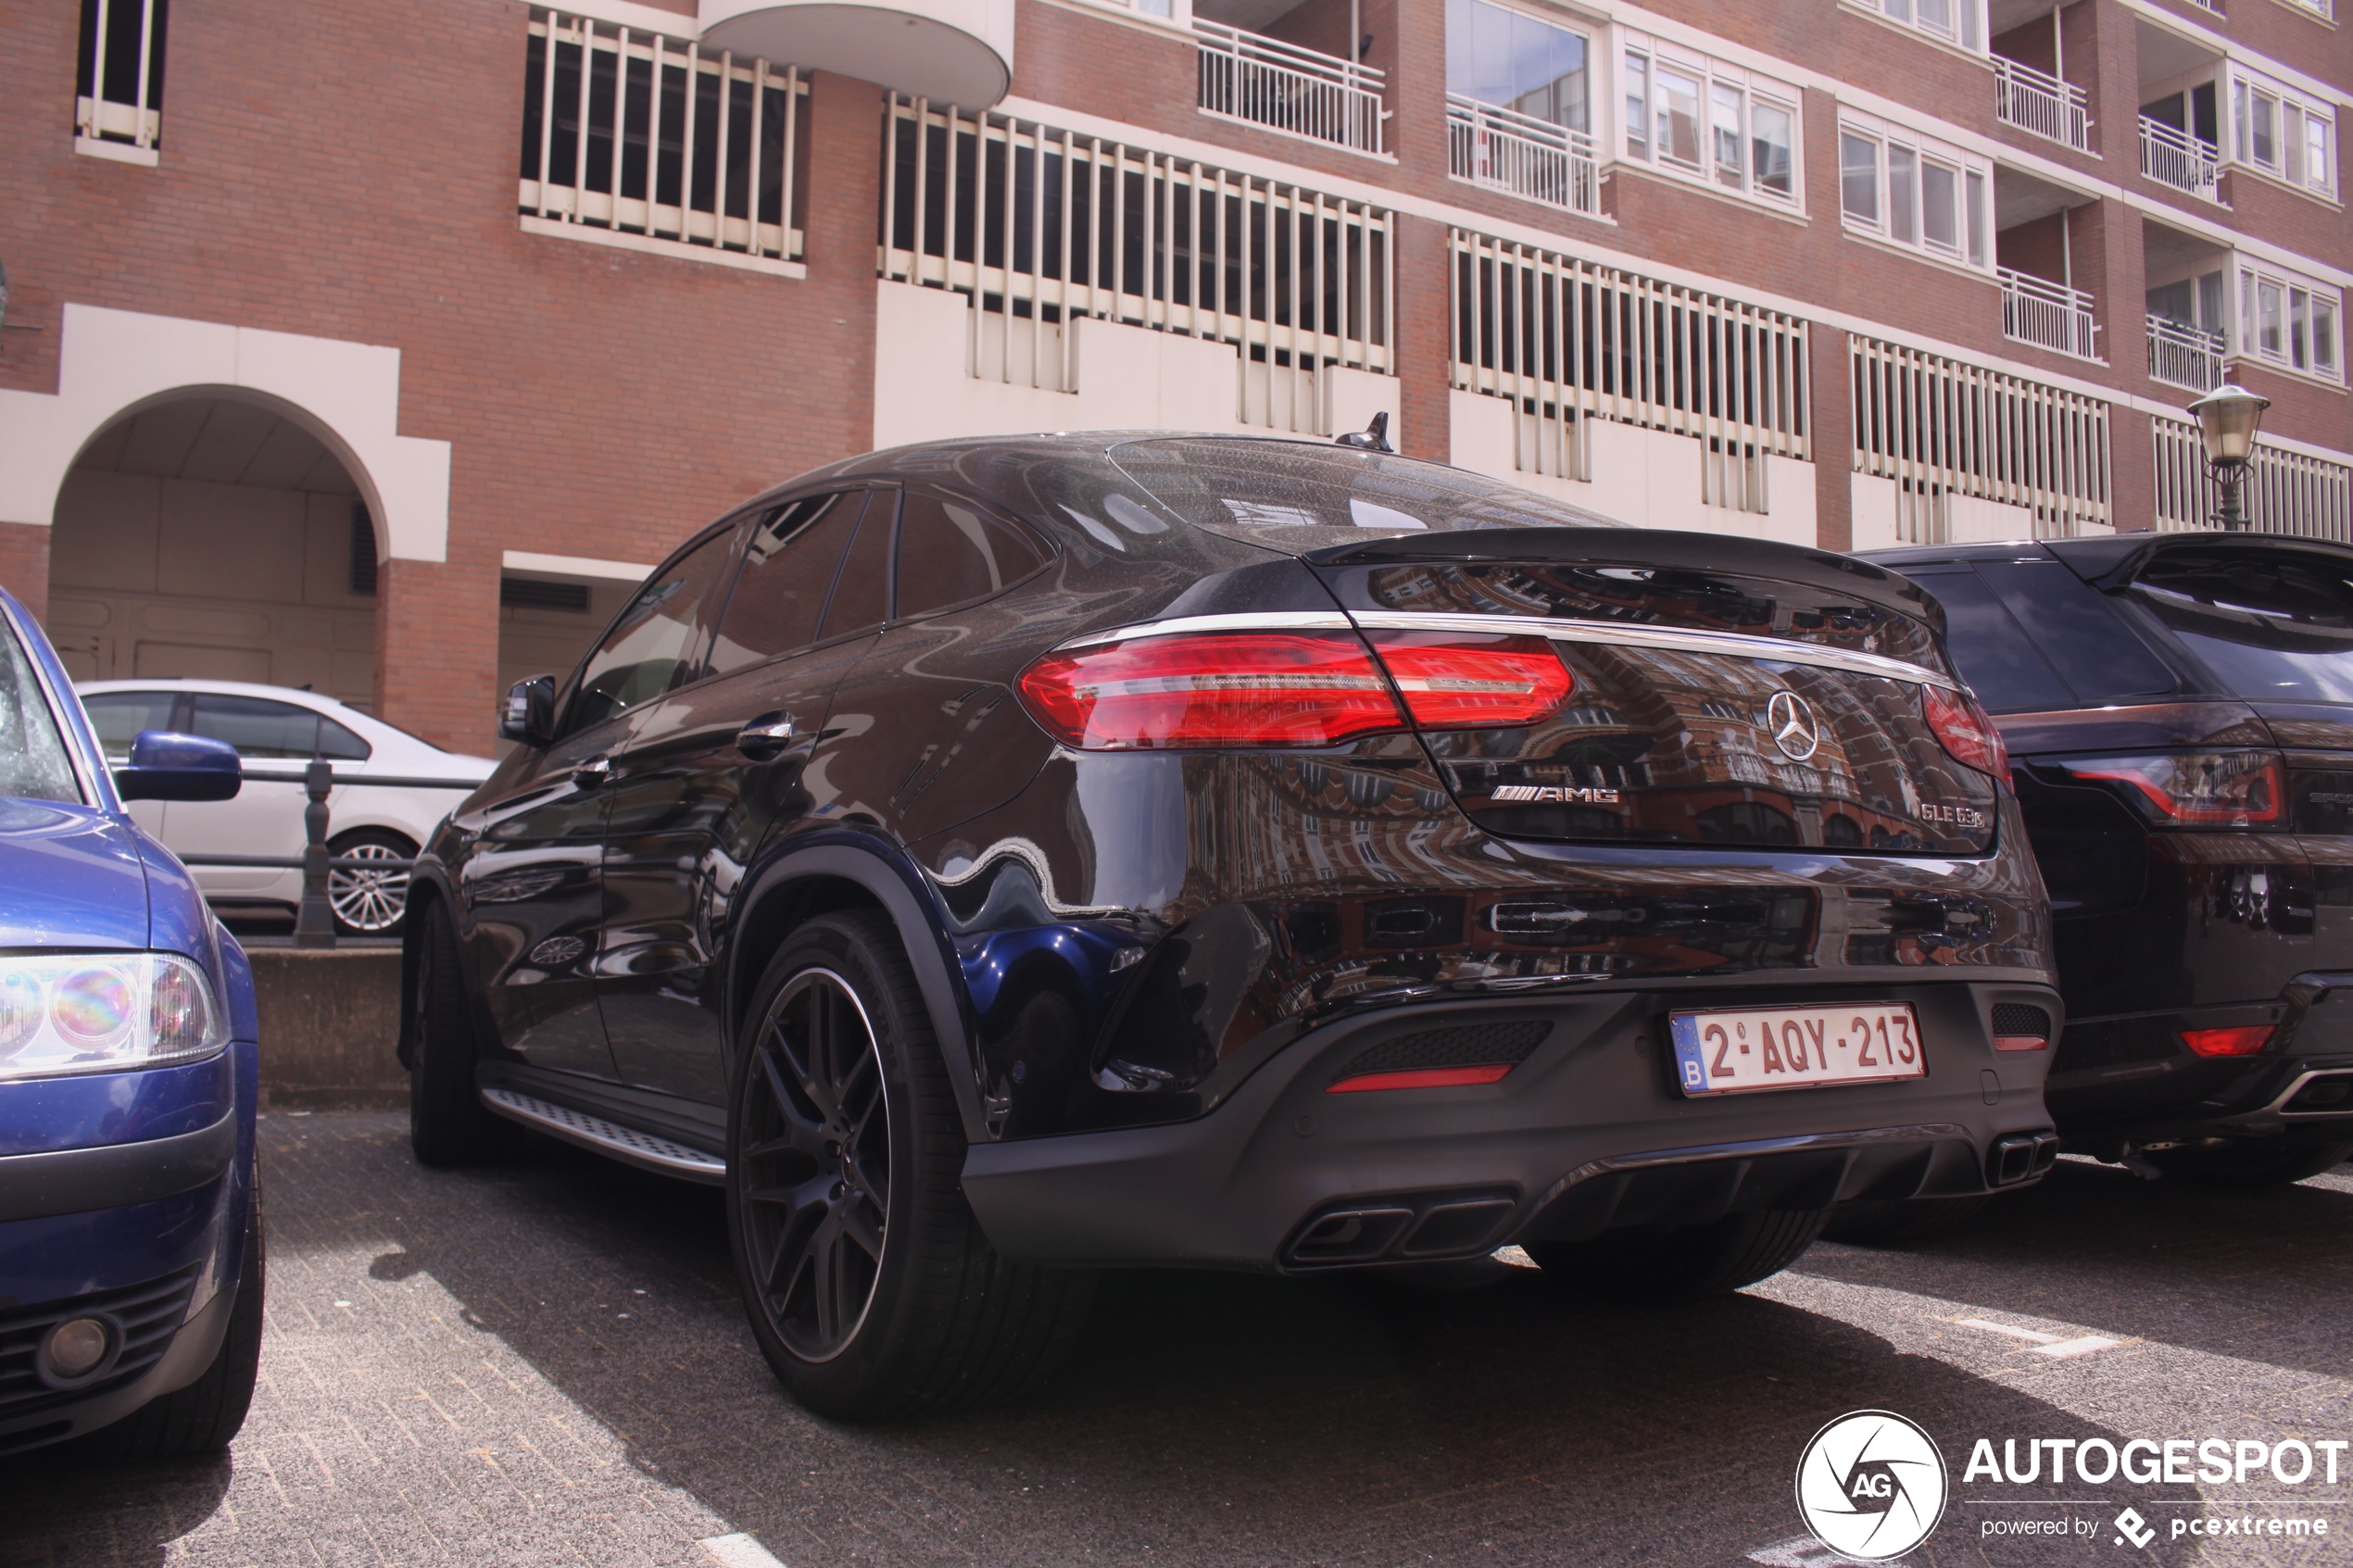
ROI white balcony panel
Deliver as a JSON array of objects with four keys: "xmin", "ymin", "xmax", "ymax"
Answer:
[{"xmin": 700, "ymin": 0, "xmax": 1013, "ymax": 108}]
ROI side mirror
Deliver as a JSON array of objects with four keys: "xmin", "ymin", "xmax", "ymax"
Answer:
[
  {"xmin": 115, "ymin": 731, "xmax": 243, "ymax": 802},
  {"xmin": 501, "ymin": 675, "xmax": 557, "ymax": 746}
]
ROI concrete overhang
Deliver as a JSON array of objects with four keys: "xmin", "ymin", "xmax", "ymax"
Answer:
[{"xmin": 699, "ymin": 0, "xmax": 1013, "ymax": 109}]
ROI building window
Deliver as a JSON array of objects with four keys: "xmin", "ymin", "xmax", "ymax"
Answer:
[
  {"xmin": 1853, "ymin": 0, "xmax": 1986, "ymax": 53},
  {"xmin": 1836, "ymin": 114, "xmax": 1992, "ymax": 271},
  {"xmin": 2237, "ymin": 260, "xmax": 2342, "ymax": 383},
  {"xmin": 1447, "ymin": 0, "xmax": 1588, "ymax": 132},
  {"xmin": 2231, "ymin": 69, "xmax": 2335, "ymax": 198},
  {"xmin": 75, "ymin": 0, "xmax": 167, "ymax": 164},
  {"xmin": 1621, "ymin": 38, "xmax": 1799, "ymax": 207},
  {"xmin": 1445, "ymin": 0, "xmax": 1598, "ymax": 214}
]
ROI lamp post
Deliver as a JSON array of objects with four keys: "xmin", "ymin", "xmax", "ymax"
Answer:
[{"xmin": 2186, "ymin": 383, "xmax": 2271, "ymax": 533}]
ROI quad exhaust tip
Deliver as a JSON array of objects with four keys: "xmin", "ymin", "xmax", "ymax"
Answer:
[
  {"xmin": 1988, "ymin": 1130, "xmax": 2062, "ymax": 1187},
  {"xmin": 1284, "ymin": 1189, "xmax": 1517, "ymax": 1268}
]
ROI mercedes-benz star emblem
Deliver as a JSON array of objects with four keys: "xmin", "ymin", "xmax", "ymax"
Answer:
[{"xmin": 1766, "ymin": 690, "xmax": 1820, "ymax": 761}]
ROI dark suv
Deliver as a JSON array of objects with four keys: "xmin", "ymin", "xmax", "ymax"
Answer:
[
  {"xmin": 406, "ymin": 435, "xmax": 2061, "ymax": 1418},
  {"xmin": 1865, "ymin": 533, "xmax": 2353, "ymax": 1193}
]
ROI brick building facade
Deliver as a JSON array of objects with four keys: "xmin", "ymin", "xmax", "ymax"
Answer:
[{"xmin": 2, "ymin": 0, "xmax": 2346, "ymax": 754}]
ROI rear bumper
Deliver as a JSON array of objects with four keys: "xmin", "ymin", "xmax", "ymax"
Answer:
[
  {"xmin": 2046, "ymin": 970, "xmax": 2353, "ymax": 1148},
  {"xmin": 963, "ymin": 979, "xmax": 2062, "ymax": 1272}
]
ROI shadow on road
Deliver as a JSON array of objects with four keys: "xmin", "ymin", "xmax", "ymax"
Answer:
[
  {"xmin": 247, "ymin": 1123, "xmax": 2209, "ymax": 1568},
  {"xmin": 1793, "ymin": 1156, "xmax": 2353, "ymax": 1383}
]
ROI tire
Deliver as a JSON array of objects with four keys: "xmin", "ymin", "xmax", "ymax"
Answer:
[
  {"xmin": 2146, "ymin": 1138, "xmax": 2353, "ymax": 1188},
  {"xmin": 408, "ymin": 899, "xmax": 510, "ymax": 1167},
  {"xmin": 74, "ymin": 1179, "xmax": 265, "ymax": 1462},
  {"xmin": 1819, "ymin": 1195, "xmax": 1994, "ymax": 1246},
  {"xmin": 327, "ymin": 829, "xmax": 416, "ymax": 937},
  {"xmin": 726, "ymin": 911, "xmax": 1096, "ymax": 1421},
  {"xmin": 1524, "ymin": 1207, "xmax": 1830, "ymax": 1304}
]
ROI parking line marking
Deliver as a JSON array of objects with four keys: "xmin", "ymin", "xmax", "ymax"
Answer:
[
  {"xmin": 1948, "ymin": 1316, "xmax": 2129, "ymax": 1361},
  {"xmin": 700, "ymin": 1534, "xmax": 788, "ymax": 1568},
  {"xmin": 2033, "ymin": 1335, "xmax": 2124, "ymax": 1360},
  {"xmin": 1951, "ymin": 1316, "xmax": 2061, "ymax": 1344}
]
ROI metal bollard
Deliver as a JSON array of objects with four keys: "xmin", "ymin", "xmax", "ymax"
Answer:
[{"xmin": 293, "ymin": 759, "xmax": 337, "ymax": 949}]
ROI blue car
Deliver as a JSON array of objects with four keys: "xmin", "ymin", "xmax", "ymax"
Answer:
[{"xmin": 0, "ymin": 584, "xmax": 263, "ymax": 1460}]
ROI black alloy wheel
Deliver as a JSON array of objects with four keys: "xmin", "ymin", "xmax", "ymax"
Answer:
[
  {"xmin": 737, "ymin": 966, "xmax": 892, "ymax": 1361},
  {"xmin": 726, "ymin": 912, "xmax": 1097, "ymax": 1421}
]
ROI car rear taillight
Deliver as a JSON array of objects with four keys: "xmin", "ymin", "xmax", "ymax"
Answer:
[
  {"xmin": 2181, "ymin": 1024, "xmax": 2274, "ymax": 1057},
  {"xmin": 2054, "ymin": 752, "xmax": 2284, "ymax": 829},
  {"xmin": 1017, "ymin": 631, "xmax": 1405, "ymax": 749},
  {"xmin": 1922, "ymin": 684, "xmax": 2008, "ymax": 780},
  {"xmin": 1362, "ymin": 632, "xmax": 1572, "ymax": 730},
  {"xmin": 1016, "ymin": 629, "xmax": 1574, "ymax": 751}
]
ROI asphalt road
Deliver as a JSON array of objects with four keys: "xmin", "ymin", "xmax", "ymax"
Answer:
[{"xmin": 6, "ymin": 1114, "xmax": 2351, "ymax": 1568}]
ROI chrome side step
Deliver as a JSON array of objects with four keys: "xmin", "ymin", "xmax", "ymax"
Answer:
[{"xmin": 480, "ymin": 1087, "xmax": 727, "ymax": 1185}]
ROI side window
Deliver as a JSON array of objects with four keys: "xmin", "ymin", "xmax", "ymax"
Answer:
[
  {"xmin": 1971, "ymin": 559, "xmax": 2178, "ymax": 707},
  {"xmin": 317, "ymin": 716, "xmax": 372, "ymax": 761},
  {"xmin": 82, "ymin": 690, "xmax": 180, "ymax": 761},
  {"xmin": 1906, "ymin": 570, "xmax": 2076, "ymax": 716},
  {"xmin": 708, "ymin": 493, "xmax": 866, "ymax": 678},
  {"xmin": 894, "ymin": 493, "xmax": 1049, "ymax": 621},
  {"xmin": 190, "ymin": 695, "xmax": 327, "ymax": 758},
  {"xmin": 567, "ymin": 529, "xmax": 740, "ymax": 734},
  {"xmin": 818, "ymin": 493, "xmax": 893, "ymax": 641}
]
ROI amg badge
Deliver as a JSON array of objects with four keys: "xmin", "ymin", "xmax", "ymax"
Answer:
[{"xmin": 1491, "ymin": 784, "xmax": 1622, "ymax": 804}]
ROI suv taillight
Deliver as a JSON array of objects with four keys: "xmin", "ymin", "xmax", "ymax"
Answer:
[
  {"xmin": 1363, "ymin": 631, "xmax": 1571, "ymax": 730},
  {"xmin": 1015, "ymin": 629, "xmax": 1572, "ymax": 750},
  {"xmin": 1922, "ymin": 684, "xmax": 2008, "ymax": 780},
  {"xmin": 2054, "ymin": 752, "xmax": 2284, "ymax": 829}
]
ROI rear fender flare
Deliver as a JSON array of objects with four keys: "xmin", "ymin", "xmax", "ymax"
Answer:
[{"xmin": 728, "ymin": 838, "xmax": 988, "ymax": 1145}]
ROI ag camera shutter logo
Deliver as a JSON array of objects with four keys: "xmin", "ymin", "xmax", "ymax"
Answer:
[{"xmin": 1794, "ymin": 1410, "xmax": 1949, "ymax": 1560}]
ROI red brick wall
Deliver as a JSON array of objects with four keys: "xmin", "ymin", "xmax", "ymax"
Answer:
[
  {"xmin": 0, "ymin": 523, "xmax": 51, "ymax": 628},
  {"xmin": 1, "ymin": 0, "xmax": 882, "ymax": 753}
]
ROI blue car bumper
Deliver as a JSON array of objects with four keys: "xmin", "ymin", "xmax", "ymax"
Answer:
[{"xmin": 0, "ymin": 1042, "xmax": 258, "ymax": 1454}]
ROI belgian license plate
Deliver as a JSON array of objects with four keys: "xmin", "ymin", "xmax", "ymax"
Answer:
[{"xmin": 1669, "ymin": 1003, "xmax": 1926, "ymax": 1097}]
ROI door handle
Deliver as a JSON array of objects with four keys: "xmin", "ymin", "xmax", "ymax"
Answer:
[
  {"xmin": 572, "ymin": 754, "xmax": 613, "ymax": 790},
  {"xmin": 736, "ymin": 711, "xmax": 798, "ymax": 761}
]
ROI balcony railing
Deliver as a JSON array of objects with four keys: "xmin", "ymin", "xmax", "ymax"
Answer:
[
  {"xmin": 1195, "ymin": 20, "xmax": 1389, "ymax": 156},
  {"xmin": 2140, "ymin": 116, "xmax": 2221, "ymax": 200},
  {"xmin": 519, "ymin": 11, "xmax": 808, "ymax": 270},
  {"xmin": 2001, "ymin": 269, "xmax": 2100, "ymax": 359},
  {"xmin": 76, "ymin": 0, "xmax": 167, "ymax": 159},
  {"xmin": 1445, "ymin": 95, "xmax": 1598, "ymax": 216},
  {"xmin": 2147, "ymin": 315, "xmax": 2227, "ymax": 391},
  {"xmin": 1994, "ymin": 57, "xmax": 2090, "ymax": 151}
]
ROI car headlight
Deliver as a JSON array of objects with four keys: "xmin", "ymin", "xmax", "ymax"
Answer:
[{"xmin": 0, "ymin": 953, "xmax": 228, "ymax": 1081}]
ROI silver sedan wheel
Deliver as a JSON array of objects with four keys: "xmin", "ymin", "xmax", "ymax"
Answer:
[{"xmin": 328, "ymin": 840, "xmax": 410, "ymax": 933}]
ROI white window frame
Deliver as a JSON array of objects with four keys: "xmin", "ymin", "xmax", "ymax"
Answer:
[
  {"xmin": 1848, "ymin": 0, "xmax": 1988, "ymax": 55},
  {"xmin": 2235, "ymin": 257, "xmax": 2344, "ymax": 384},
  {"xmin": 2229, "ymin": 64, "xmax": 2337, "ymax": 200},
  {"xmin": 1836, "ymin": 111, "xmax": 1994, "ymax": 273},
  {"xmin": 1617, "ymin": 33, "xmax": 1802, "ymax": 210}
]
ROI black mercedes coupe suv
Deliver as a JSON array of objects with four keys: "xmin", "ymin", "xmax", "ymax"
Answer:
[
  {"xmin": 1866, "ymin": 533, "xmax": 2353, "ymax": 1196},
  {"xmin": 403, "ymin": 435, "xmax": 2061, "ymax": 1418}
]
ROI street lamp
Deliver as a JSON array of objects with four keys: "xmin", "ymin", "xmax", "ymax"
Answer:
[{"xmin": 2186, "ymin": 383, "xmax": 2271, "ymax": 533}]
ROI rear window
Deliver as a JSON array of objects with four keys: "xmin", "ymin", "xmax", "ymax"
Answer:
[
  {"xmin": 1906, "ymin": 558, "xmax": 2176, "ymax": 714},
  {"xmin": 1110, "ymin": 439, "xmax": 1618, "ymax": 548},
  {"xmin": 2131, "ymin": 548, "xmax": 2353, "ymax": 705}
]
